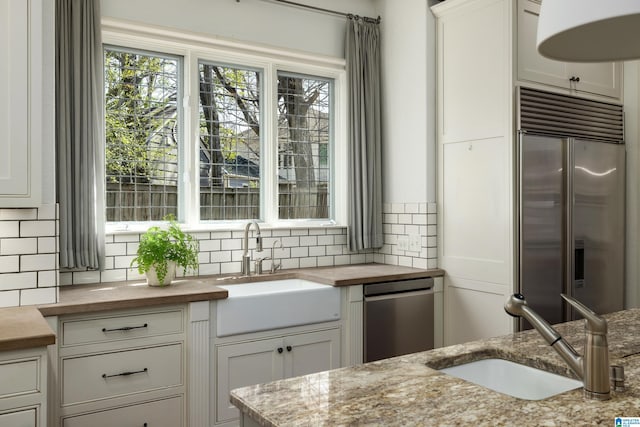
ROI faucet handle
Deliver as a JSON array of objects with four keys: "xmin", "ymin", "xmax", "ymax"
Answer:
[{"xmin": 561, "ymin": 294, "xmax": 607, "ymax": 334}]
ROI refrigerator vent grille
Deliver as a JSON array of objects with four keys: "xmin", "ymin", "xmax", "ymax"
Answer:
[{"xmin": 518, "ymin": 87, "xmax": 624, "ymax": 143}]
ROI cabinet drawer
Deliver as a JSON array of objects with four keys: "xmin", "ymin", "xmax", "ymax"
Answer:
[
  {"xmin": 0, "ymin": 408, "xmax": 36, "ymax": 427},
  {"xmin": 0, "ymin": 357, "xmax": 39, "ymax": 398},
  {"xmin": 61, "ymin": 309, "xmax": 184, "ymax": 346},
  {"xmin": 62, "ymin": 396, "xmax": 183, "ymax": 427},
  {"xmin": 62, "ymin": 344, "xmax": 183, "ymax": 406}
]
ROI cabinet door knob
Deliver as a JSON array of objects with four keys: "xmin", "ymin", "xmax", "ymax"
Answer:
[
  {"xmin": 570, "ymin": 76, "xmax": 581, "ymax": 82},
  {"xmin": 286, "ymin": 346, "xmax": 292, "ymax": 352},
  {"xmin": 277, "ymin": 347, "xmax": 283, "ymax": 354}
]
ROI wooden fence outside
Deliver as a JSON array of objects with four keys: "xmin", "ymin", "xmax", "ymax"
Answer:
[{"xmin": 106, "ymin": 183, "xmax": 328, "ymax": 221}]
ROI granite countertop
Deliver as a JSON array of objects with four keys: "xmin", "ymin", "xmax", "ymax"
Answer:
[
  {"xmin": 0, "ymin": 306, "xmax": 56, "ymax": 351},
  {"xmin": 231, "ymin": 309, "xmax": 640, "ymax": 426},
  {"xmin": 38, "ymin": 264, "xmax": 443, "ymax": 316}
]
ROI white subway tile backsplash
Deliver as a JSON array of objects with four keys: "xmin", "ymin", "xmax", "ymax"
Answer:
[
  {"xmin": 308, "ymin": 245, "xmax": 325, "ymax": 257},
  {"xmin": 199, "ymin": 239, "xmax": 221, "ymax": 252},
  {"xmin": 21, "ymin": 254, "xmax": 56, "ymax": 271},
  {"xmin": 211, "ymin": 251, "xmax": 232, "ymax": 263},
  {"xmin": 412, "ymin": 215, "xmax": 427, "ymax": 225},
  {"xmin": 379, "ymin": 202, "xmax": 438, "ymax": 270},
  {"xmin": 281, "ymin": 258, "xmax": 300, "ymax": 269},
  {"xmin": 1, "ymin": 238, "xmax": 38, "ymax": 255},
  {"xmin": 326, "ymin": 245, "xmax": 343, "ymax": 256},
  {"xmin": 114, "ymin": 255, "xmax": 136, "ymax": 269},
  {"xmin": 20, "ymin": 287, "xmax": 56, "ymax": 305},
  {"xmin": 291, "ymin": 229, "xmax": 308, "ymax": 236},
  {"xmin": 317, "ymin": 235, "xmax": 334, "ymax": 246},
  {"xmin": 198, "ymin": 263, "xmax": 221, "ymax": 276},
  {"xmin": 105, "ymin": 243, "xmax": 127, "ymax": 257},
  {"xmin": 221, "ymin": 239, "xmax": 242, "ymax": 251},
  {"xmin": 38, "ymin": 237, "xmax": 56, "ymax": 254},
  {"xmin": 0, "ymin": 291, "xmax": 20, "ymax": 307},
  {"xmin": 428, "ymin": 202, "xmax": 437, "ymax": 214},
  {"xmin": 308, "ymin": 228, "xmax": 327, "ymax": 236},
  {"xmin": 281, "ymin": 236, "xmax": 300, "ymax": 247},
  {"xmin": 59, "ymin": 272, "xmax": 73, "ymax": 286},
  {"xmin": 198, "ymin": 252, "xmax": 210, "ymax": 264},
  {"xmin": 299, "ymin": 236, "xmax": 317, "ymax": 246},
  {"xmin": 72, "ymin": 270, "xmax": 102, "ymax": 285},
  {"xmin": 37, "ymin": 204, "xmax": 57, "ymax": 220},
  {"xmin": 113, "ymin": 234, "xmax": 139, "ymax": 243},
  {"xmin": 290, "ymin": 247, "xmax": 309, "ymax": 258},
  {"xmin": 391, "ymin": 203, "xmax": 404, "ymax": 214},
  {"xmin": 0, "ymin": 209, "xmax": 37, "ymax": 221},
  {"xmin": 100, "ymin": 269, "xmax": 127, "ymax": 283},
  {"xmin": 299, "ymin": 257, "xmax": 317, "ymax": 268},
  {"xmin": 0, "ymin": 256, "xmax": 20, "ymax": 274},
  {"xmin": 38, "ymin": 270, "xmax": 57, "ymax": 287},
  {"xmin": 211, "ymin": 231, "xmax": 232, "ymax": 239},
  {"xmin": 0, "ymin": 221, "xmax": 19, "ymax": 238},
  {"xmin": 20, "ymin": 220, "xmax": 56, "ymax": 237},
  {"xmin": 220, "ymin": 262, "xmax": 241, "ymax": 274},
  {"xmin": 317, "ymin": 256, "xmax": 334, "ymax": 267},
  {"xmin": 397, "ymin": 214, "xmax": 412, "ymax": 224},
  {"xmin": 0, "ymin": 272, "xmax": 37, "ymax": 291},
  {"xmin": 334, "ymin": 255, "xmax": 351, "ymax": 265},
  {"xmin": 126, "ymin": 242, "xmax": 140, "ymax": 255},
  {"xmin": 383, "ymin": 214, "xmax": 398, "ymax": 224}
]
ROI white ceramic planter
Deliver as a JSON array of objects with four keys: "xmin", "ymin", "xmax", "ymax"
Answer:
[{"xmin": 145, "ymin": 261, "xmax": 177, "ymax": 287}]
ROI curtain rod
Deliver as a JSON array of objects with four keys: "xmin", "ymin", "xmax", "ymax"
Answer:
[{"xmin": 240, "ymin": 0, "xmax": 381, "ymax": 24}]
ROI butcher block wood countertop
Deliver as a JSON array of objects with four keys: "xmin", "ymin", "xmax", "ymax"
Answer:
[{"xmin": 37, "ymin": 263, "xmax": 443, "ymax": 316}]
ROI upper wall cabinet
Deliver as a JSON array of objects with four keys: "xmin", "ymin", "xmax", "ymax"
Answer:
[
  {"xmin": 0, "ymin": 0, "xmax": 47, "ymax": 207},
  {"xmin": 517, "ymin": 0, "xmax": 622, "ymax": 100}
]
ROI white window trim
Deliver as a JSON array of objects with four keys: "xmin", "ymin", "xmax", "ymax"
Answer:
[{"xmin": 102, "ymin": 18, "xmax": 347, "ymax": 233}]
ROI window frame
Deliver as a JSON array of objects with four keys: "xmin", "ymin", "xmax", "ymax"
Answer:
[{"xmin": 103, "ymin": 19, "xmax": 347, "ymax": 233}]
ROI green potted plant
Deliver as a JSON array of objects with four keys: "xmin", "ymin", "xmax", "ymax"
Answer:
[{"xmin": 131, "ymin": 215, "xmax": 199, "ymax": 286}]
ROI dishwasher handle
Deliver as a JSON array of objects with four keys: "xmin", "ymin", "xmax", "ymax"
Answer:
[
  {"xmin": 363, "ymin": 277, "xmax": 434, "ymax": 297},
  {"xmin": 364, "ymin": 288, "xmax": 435, "ymax": 302}
]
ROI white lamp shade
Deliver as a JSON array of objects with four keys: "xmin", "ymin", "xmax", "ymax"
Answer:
[{"xmin": 537, "ymin": 0, "xmax": 640, "ymax": 62}]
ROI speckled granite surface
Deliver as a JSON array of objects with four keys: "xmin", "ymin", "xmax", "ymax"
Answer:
[{"xmin": 231, "ymin": 309, "xmax": 640, "ymax": 426}]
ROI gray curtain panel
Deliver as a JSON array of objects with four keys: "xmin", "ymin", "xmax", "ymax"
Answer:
[
  {"xmin": 56, "ymin": 0, "xmax": 105, "ymax": 269},
  {"xmin": 346, "ymin": 17, "xmax": 383, "ymax": 251}
]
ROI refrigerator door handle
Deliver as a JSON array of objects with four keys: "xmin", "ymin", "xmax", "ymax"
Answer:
[{"xmin": 575, "ymin": 239, "xmax": 585, "ymax": 289}]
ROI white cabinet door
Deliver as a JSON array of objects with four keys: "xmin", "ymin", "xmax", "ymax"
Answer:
[
  {"xmin": 215, "ymin": 327, "xmax": 341, "ymax": 424},
  {"xmin": 517, "ymin": 0, "xmax": 567, "ymax": 88},
  {"xmin": 215, "ymin": 337, "xmax": 284, "ymax": 423},
  {"xmin": 516, "ymin": 0, "xmax": 621, "ymax": 99},
  {"xmin": 0, "ymin": 409, "xmax": 36, "ymax": 427},
  {"xmin": 284, "ymin": 329, "xmax": 340, "ymax": 378},
  {"xmin": 0, "ymin": 0, "xmax": 42, "ymax": 206}
]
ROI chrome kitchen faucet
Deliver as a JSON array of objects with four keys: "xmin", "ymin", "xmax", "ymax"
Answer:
[{"xmin": 504, "ymin": 293, "xmax": 612, "ymax": 400}]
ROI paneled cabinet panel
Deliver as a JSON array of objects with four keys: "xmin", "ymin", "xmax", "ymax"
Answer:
[
  {"xmin": 0, "ymin": 408, "xmax": 36, "ymax": 427},
  {"xmin": 0, "ymin": 0, "xmax": 44, "ymax": 206}
]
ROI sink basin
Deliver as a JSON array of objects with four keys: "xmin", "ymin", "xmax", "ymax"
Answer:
[
  {"xmin": 440, "ymin": 358, "xmax": 582, "ymax": 400},
  {"xmin": 216, "ymin": 279, "xmax": 341, "ymax": 336}
]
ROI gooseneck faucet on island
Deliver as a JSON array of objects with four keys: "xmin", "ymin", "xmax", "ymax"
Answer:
[
  {"xmin": 504, "ymin": 293, "xmax": 612, "ymax": 401},
  {"xmin": 241, "ymin": 220, "xmax": 263, "ymax": 276}
]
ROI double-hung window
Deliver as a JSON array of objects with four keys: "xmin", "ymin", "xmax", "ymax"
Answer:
[{"xmin": 104, "ymin": 38, "xmax": 341, "ymax": 229}]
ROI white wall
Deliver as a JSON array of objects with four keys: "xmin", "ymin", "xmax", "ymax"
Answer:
[
  {"xmin": 101, "ymin": 0, "xmax": 377, "ymax": 59},
  {"xmin": 375, "ymin": 0, "xmax": 435, "ymax": 204}
]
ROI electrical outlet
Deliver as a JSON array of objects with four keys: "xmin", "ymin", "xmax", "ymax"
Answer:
[
  {"xmin": 397, "ymin": 235, "xmax": 409, "ymax": 251},
  {"xmin": 409, "ymin": 234, "xmax": 421, "ymax": 252}
]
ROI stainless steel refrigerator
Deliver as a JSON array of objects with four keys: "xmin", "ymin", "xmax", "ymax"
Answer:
[{"xmin": 517, "ymin": 88, "xmax": 625, "ymax": 329}]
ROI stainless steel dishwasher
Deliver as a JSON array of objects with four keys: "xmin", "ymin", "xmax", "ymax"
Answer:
[{"xmin": 364, "ymin": 277, "xmax": 435, "ymax": 362}]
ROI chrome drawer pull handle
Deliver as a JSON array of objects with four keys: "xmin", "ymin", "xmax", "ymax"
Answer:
[
  {"xmin": 102, "ymin": 367, "xmax": 148, "ymax": 379},
  {"xmin": 102, "ymin": 323, "xmax": 148, "ymax": 333}
]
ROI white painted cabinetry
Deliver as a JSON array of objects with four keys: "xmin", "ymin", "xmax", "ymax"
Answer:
[
  {"xmin": 0, "ymin": 0, "xmax": 49, "ymax": 206},
  {"xmin": 433, "ymin": 0, "xmax": 515, "ymax": 346},
  {"xmin": 517, "ymin": 0, "xmax": 622, "ymax": 100},
  {"xmin": 432, "ymin": 0, "xmax": 624, "ymax": 346},
  {"xmin": 51, "ymin": 306, "xmax": 187, "ymax": 426},
  {"xmin": 0, "ymin": 347, "xmax": 48, "ymax": 427},
  {"xmin": 214, "ymin": 326, "xmax": 340, "ymax": 425}
]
